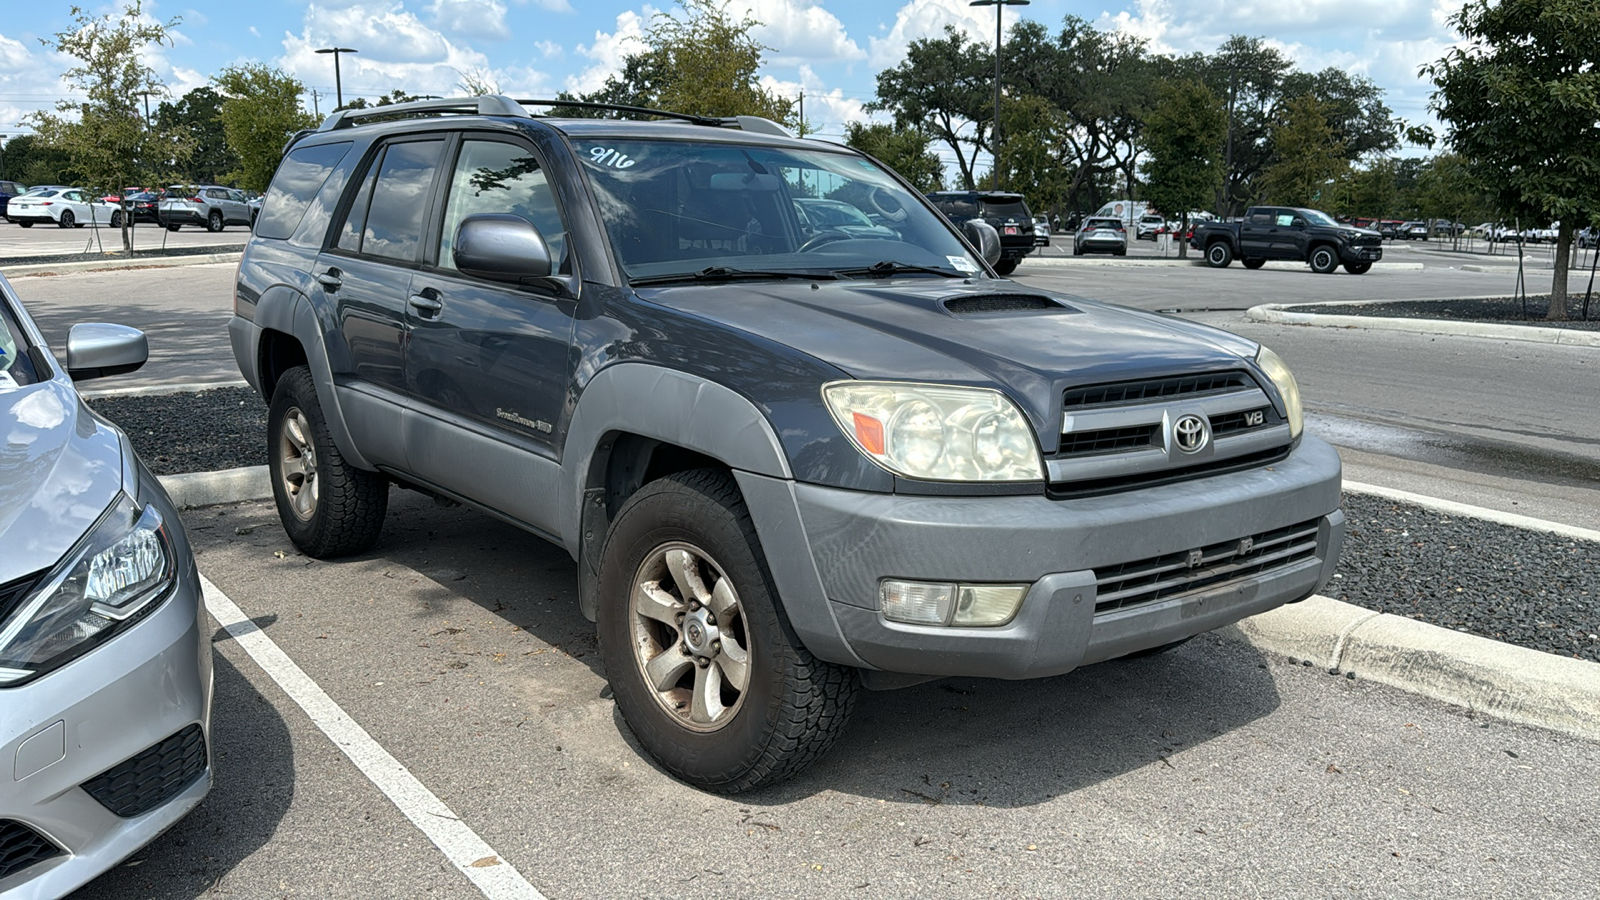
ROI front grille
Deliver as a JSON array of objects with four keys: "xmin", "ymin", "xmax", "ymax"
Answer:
[
  {"xmin": 0, "ymin": 570, "xmax": 47, "ymax": 626},
  {"xmin": 944, "ymin": 294, "xmax": 1062, "ymax": 314},
  {"xmin": 1209, "ymin": 407, "xmax": 1273, "ymax": 437},
  {"xmin": 1059, "ymin": 424, "xmax": 1158, "ymax": 456},
  {"xmin": 81, "ymin": 725, "xmax": 207, "ymax": 818},
  {"xmin": 1093, "ymin": 518, "xmax": 1322, "ymax": 613},
  {"xmin": 0, "ymin": 820, "xmax": 62, "ymax": 881},
  {"xmin": 1062, "ymin": 371, "xmax": 1251, "ymax": 409},
  {"xmin": 1048, "ymin": 445, "xmax": 1291, "ymax": 499}
]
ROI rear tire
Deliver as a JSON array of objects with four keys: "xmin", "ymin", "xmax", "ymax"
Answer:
[
  {"xmin": 994, "ymin": 258, "xmax": 1018, "ymax": 275},
  {"xmin": 1205, "ymin": 242, "xmax": 1232, "ymax": 268},
  {"xmin": 597, "ymin": 469, "xmax": 858, "ymax": 793},
  {"xmin": 1343, "ymin": 261, "xmax": 1372, "ymax": 275},
  {"xmin": 1309, "ymin": 245, "xmax": 1339, "ymax": 274},
  {"xmin": 17, "ymin": 221, "xmax": 31, "ymax": 228},
  {"xmin": 58, "ymin": 210, "xmax": 75, "ymax": 228},
  {"xmin": 110, "ymin": 210, "xmax": 124, "ymax": 228},
  {"xmin": 207, "ymin": 210, "xmax": 224, "ymax": 232},
  {"xmin": 268, "ymin": 366, "xmax": 388, "ymax": 558},
  {"xmin": 167, "ymin": 223, "xmax": 181, "ymax": 232},
  {"xmin": 1242, "ymin": 258, "xmax": 1266, "ymax": 270}
]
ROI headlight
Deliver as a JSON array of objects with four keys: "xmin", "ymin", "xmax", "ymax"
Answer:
[
  {"xmin": 1254, "ymin": 346, "xmax": 1303, "ymax": 439},
  {"xmin": 823, "ymin": 381, "xmax": 1043, "ymax": 482},
  {"xmin": 0, "ymin": 494, "xmax": 175, "ymax": 686}
]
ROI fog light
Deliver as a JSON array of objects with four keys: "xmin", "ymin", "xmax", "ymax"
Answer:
[
  {"xmin": 881, "ymin": 580, "xmax": 954, "ymax": 626},
  {"xmin": 880, "ymin": 580, "xmax": 1030, "ymax": 627},
  {"xmin": 953, "ymin": 584, "xmax": 1027, "ymax": 626}
]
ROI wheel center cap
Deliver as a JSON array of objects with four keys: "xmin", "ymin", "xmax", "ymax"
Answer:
[{"xmin": 683, "ymin": 609, "xmax": 717, "ymax": 655}]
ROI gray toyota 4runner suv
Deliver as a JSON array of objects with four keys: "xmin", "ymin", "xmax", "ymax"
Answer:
[{"xmin": 230, "ymin": 96, "xmax": 1345, "ymax": 792}]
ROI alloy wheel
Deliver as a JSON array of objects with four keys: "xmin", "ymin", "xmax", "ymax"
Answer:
[
  {"xmin": 276, "ymin": 407, "xmax": 319, "ymax": 521},
  {"xmin": 628, "ymin": 541, "xmax": 752, "ymax": 731}
]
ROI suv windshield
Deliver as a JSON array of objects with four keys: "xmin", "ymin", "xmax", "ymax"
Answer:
[
  {"xmin": 1301, "ymin": 209, "xmax": 1338, "ymax": 227},
  {"xmin": 575, "ymin": 139, "xmax": 981, "ymax": 281}
]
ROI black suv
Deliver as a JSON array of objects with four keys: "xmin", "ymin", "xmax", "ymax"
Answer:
[
  {"xmin": 924, "ymin": 190, "xmax": 1037, "ymax": 274},
  {"xmin": 230, "ymin": 96, "xmax": 1344, "ymax": 792}
]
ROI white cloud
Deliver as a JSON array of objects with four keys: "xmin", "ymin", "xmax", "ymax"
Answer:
[
  {"xmin": 737, "ymin": 1, "xmax": 864, "ymax": 68},
  {"xmin": 869, "ymin": 0, "xmax": 995, "ymax": 68},
  {"xmin": 533, "ymin": 40, "xmax": 563, "ymax": 59},
  {"xmin": 431, "ymin": 0, "xmax": 511, "ymax": 42},
  {"xmin": 760, "ymin": 65, "xmax": 873, "ymax": 137},
  {"xmin": 567, "ymin": 7, "xmax": 653, "ymax": 94}
]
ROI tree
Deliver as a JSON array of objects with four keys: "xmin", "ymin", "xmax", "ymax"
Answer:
[
  {"xmin": 843, "ymin": 122, "xmax": 944, "ymax": 192},
  {"xmin": 1424, "ymin": 0, "xmax": 1600, "ymax": 319},
  {"xmin": 1139, "ymin": 79, "xmax": 1226, "ymax": 257},
  {"xmin": 155, "ymin": 87, "xmax": 238, "ymax": 184},
  {"xmin": 1, "ymin": 135, "xmax": 77, "ymax": 186},
  {"xmin": 212, "ymin": 64, "xmax": 318, "ymax": 192},
  {"xmin": 1261, "ymin": 94, "xmax": 1347, "ymax": 208},
  {"xmin": 26, "ymin": 2, "xmax": 190, "ymax": 251},
  {"xmin": 581, "ymin": 0, "xmax": 795, "ymax": 125},
  {"xmin": 869, "ymin": 26, "xmax": 994, "ymax": 190},
  {"xmin": 1414, "ymin": 152, "xmax": 1493, "ymax": 245}
]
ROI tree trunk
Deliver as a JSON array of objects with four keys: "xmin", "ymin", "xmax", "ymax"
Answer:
[
  {"xmin": 1178, "ymin": 212, "xmax": 1189, "ymax": 258},
  {"xmin": 121, "ymin": 207, "xmax": 133, "ymax": 254},
  {"xmin": 1549, "ymin": 222, "xmax": 1572, "ymax": 321}
]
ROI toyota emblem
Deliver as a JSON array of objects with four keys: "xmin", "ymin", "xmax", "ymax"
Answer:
[{"xmin": 1173, "ymin": 414, "xmax": 1209, "ymax": 454}]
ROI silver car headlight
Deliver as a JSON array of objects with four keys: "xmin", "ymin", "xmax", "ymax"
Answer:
[
  {"xmin": 1254, "ymin": 345, "xmax": 1304, "ymax": 439},
  {"xmin": 0, "ymin": 494, "xmax": 176, "ymax": 686},
  {"xmin": 823, "ymin": 381, "xmax": 1044, "ymax": 482}
]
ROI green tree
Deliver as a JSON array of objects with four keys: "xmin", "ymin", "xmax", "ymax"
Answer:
[
  {"xmin": 1261, "ymin": 94, "xmax": 1347, "ymax": 208},
  {"xmin": 1424, "ymin": 0, "xmax": 1600, "ymax": 319},
  {"xmin": 1414, "ymin": 152, "xmax": 1492, "ymax": 243},
  {"xmin": 1, "ymin": 135, "xmax": 77, "ymax": 186},
  {"xmin": 989, "ymin": 94, "xmax": 1070, "ymax": 215},
  {"xmin": 26, "ymin": 2, "xmax": 190, "ymax": 251},
  {"xmin": 843, "ymin": 122, "xmax": 944, "ymax": 192},
  {"xmin": 212, "ymin": 64, "xmax": 318, "ymax": 191},
  {"xmin": 581, "ymin": 0, "xmax": 795, "ymax": 125},
  {"xmin": 1139, "ymin": 78, "xmax": 1226, "ymax": 257},
  {"xmin": 155, "ymin": 87, "xmax": 238, "ymax": 184},
  {"xmin": 868, "ymin": 26, "xmax": 994, "ymax": 189},
  {"xmin": 1333, "ymin": 156, "xmax": 1401, "ymax": 220}
]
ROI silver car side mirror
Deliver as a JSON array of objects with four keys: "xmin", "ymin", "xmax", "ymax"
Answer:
[
  {"xmin": 454, "ymin": 214, "xmax": 553, "ymax": 283},
  {"xmin": 66, "ymin": 323, "xmax": 148, "ymax": 381}
]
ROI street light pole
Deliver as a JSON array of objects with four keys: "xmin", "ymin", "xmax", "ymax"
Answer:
[
  {"xmin": 315, "ymin": 47, "xmax": 359, "ymax": 108},
  {"xmin": 969, "ymin": 0, "xmax": 1028, "ymax": 191}
]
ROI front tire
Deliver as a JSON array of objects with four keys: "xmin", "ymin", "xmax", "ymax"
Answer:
[
  {"xmin": 1309, "ymin": 245, "xmax": 1339, "ymax": 274},
  {"xmin": 17, "ymin": 221, "xmax": 31, "ymax": 228},
  {"xmin": 207, "ymin": 210, "xmax": 224, "ymax": 232},
  {"xmin": 1242, "ymin": 258, "xmax": 1266, "ymax": 270},
  {"xmin": 58, "ymin": 210, "xmax": 75, "ymax": 228},
  {"xmin": 1343, "ymin": 261, "xmax": 1372, "ymax": 275},
  {"xmin": 1206, "ymin": 241, "xmax": 1232, "ymax": 268},
  {"xmin": 268, "ymin": 366, "xmax": 388, "ymax": 558},
  {"xmin": 167, "ymin": 223, "xmax": 181, "ymax": 232},
  {"xmin": 110, "ymin": 210, "xmax": 124, "ymax": 228},
  {"xmin": 597, "ymin": 469, "xmax": 858, "ymax": 793}
]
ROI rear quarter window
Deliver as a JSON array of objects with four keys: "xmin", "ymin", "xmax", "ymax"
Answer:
[{"xmin": 256, "ymin": 142, "xmax": 353, "ymax": 240}]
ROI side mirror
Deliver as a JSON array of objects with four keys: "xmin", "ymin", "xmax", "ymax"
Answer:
[
  {"xmin": 66, "ymin": 323, "xmax": 148, "ymax": 381},
  {"xmin": 1292, "ymin": 218, "xmax": 1308, "ymax": 228},
  {"xmin": 453, "ymin": 214, "xmax": 553, "ymax": 283},
  {"xmin": 962, "ymin": 219, "xmax": 1002, "ymax": 266}
]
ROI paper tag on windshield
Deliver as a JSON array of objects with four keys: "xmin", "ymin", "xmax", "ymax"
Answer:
[{"xmin": 948, "ymin": 256, "xmax": 978, "ymax": 274}]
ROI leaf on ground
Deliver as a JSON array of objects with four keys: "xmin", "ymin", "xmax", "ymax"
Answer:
[{"xmin": 470, "ymin": 856, "xmax": 500, "ymax": 868}]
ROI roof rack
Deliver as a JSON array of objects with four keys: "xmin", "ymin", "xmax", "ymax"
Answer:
[
  {"xmin": 515, "ymin": 99, "xmax": 794, "ymax": 138},
  {"xmin": 317, "ymin": 95, "xmax": 531, "ymax": 132}
]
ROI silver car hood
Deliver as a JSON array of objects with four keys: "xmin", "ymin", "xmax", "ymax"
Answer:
[{"xmin": 0, "ymin": 380, "xmax": 125, "ymax": 584}]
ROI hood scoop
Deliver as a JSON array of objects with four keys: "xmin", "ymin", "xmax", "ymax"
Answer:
[{"xmin": 943, "ymin": 293, "xmax": 1073, "ymax": 315}]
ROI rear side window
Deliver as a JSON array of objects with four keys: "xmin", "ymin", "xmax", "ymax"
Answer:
[
  {"xmin": 933, "ymin": 196, "xmax": 979, "ymax": 218},
  {"xmin": 980, "ymin": 198, "xmax": 1029, "ymax": 219},
  {"xmin": 333, "ymin": 139, "xmax": 444, "ymax": 262},
  {"xmin": 256, "ymin": 142, "xmax": 352, "ymax": 240}
]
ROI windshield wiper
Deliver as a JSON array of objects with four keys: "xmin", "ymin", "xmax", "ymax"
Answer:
[
  {"xmin": 836, "ymin": 260, "xmax": 964, "ymax": 279},
  {"xmin": 631, "ymin": 266, "xmax": 839, "ymax": 286}
]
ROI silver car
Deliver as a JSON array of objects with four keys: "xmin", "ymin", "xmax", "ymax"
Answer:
[
  {"xmin": 158, "ymin": 184, "xmax": 253, "ymax": 232},
  {"xmin": 0, "ymin": 273, "xmax": 212, "ymax": 897}
]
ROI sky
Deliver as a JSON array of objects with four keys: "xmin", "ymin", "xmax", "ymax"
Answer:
[{"xmin": 0, "ymin": 0, "xmax": 1467, "ymax": 169}]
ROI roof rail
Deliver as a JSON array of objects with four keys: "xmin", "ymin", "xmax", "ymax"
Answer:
[
  {"xmin": 318, "ymin": 94, "xmax": 530, "ymax": 132},
  {"xmin": 516, "ymin": 99, "xmax": 794, "ymax": 138}
]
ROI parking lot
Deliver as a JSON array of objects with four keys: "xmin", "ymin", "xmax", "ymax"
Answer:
[
  {"xmin": 4, "ymin": 230, "xmax": 1599, "ymax": 900},
  {"xmin": 0, "ymin": 218, "xmax": 249, "ymax": 257}
]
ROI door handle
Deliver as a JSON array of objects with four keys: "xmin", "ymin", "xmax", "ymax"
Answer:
[
  {"xmin": 316, "ymin": 270, "xmax": 342, "ymax": 289},
  {"xmin": 408, "ymin": 290, "xmax": 444, "ymax": 314}
]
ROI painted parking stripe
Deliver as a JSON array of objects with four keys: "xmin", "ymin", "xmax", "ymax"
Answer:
[
  {"xmin": 1343, "ymin": 481, "xmax": 1600, "ymax": 542},
  {"xmin": 201, "ymin": 575, "xmax": 548, "ymax": 900}
]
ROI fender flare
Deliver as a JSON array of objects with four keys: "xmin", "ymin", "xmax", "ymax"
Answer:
[{"xmin": 250, "ymin": 285, "xmax": 374, "ymax": 471}]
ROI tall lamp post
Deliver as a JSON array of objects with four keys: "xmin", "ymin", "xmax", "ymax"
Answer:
[
  {"xmin": 315, "ymin": 46, "xmax": 359, "ymax": 108},
  {"xmin": 969, "ymin": 0, "xmax": 1028, "ymax": 191}
]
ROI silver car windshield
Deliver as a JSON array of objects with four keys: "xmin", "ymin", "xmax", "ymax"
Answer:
[{"xmin": 573, "ymin": 138, "xmax": 982, "ymax": 281}]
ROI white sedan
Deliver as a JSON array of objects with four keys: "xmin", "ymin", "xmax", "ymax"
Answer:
[{"xmin": 7, "ymin": 187, "xmax": 123, "ymax": 228}]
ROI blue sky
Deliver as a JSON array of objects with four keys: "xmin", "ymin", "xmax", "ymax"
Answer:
[{"xmin": 0, "ymin": 0, "xmax": 1463, "ymax": 157}]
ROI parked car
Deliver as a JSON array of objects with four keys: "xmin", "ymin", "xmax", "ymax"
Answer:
[
  {"xmin": 1579, "ymin": 227, "xmax": 1597, "ymax": 250},
  {"xmin": 1400, "ymin": 221, "xmax": 1429, "ymax": 240},
  {"xmin": 792, "ymin": 197, "xmax": 899, "ymax": 241},
  {"xmin": 1136, "ymin": 213, "xmax": 1166, "ymax": 241},
  {"xmin": 1375, "ymin": 220, "xmax": 1405, "ymax": 239},
  {"xmin": 1032, "ymin": 215, "xmax": 1051, "ymax": 246},
  {"xmin": 119, "ymin": 190, "xmax": 163, "ymax": 224},
  {"xmin": 0, "ymin": 180, "xmax": 27, "ymax": 221},
  {"xmin": 158, "ymin": 184, "xmax": 254, "ymax": 232},
  {"xmin": 1073, "ymin": 216, "xmax": 1128, "ymax": 256},
  {"xmin": 925, "ymin": 190, "xmax": 1036, "ymax": 274},
  {"xmin": 0, "ymin": 274, "xmax": 212, "ymax": 896},
  {"xmin": 230, "ymin": 96, "xmax": 1343, "ymax": 793},
  {"xmin": 6, "ymin": 187, "xmax": 123, "ymax": 228},
  {"xmin": 1432, "ymin": 221, "xmax": 1466, "ymax": 237},
  {"xmin": 1191, "ymin": 206, "xmax": 1382, "ymax": 274}
]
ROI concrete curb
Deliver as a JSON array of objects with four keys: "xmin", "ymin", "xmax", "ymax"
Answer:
[
  {"xmin": 1, "ymin": 250, "xmax": 242, "ymax": 277},
  {"xmin": 158, "ymin": 466, "xmax": 271, "ymax": 508},
  {"xmin": 80, "ymin": 379, "xmax": 248, "ymax": 400},
  {"xmin": 1246, "ymin": 301, "xmax": 1600, "ymax": 347},
  {"xmin": 1028, "ymin": 257, "xmax": 1426, "ymax": 272},
  {"xmin": 1219, "ymin": 595, "xmax": 1600, "ymax": 743}
]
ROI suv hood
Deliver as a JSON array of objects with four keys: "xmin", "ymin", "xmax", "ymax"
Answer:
[
  {"xmin": 0, "ymin": 381, "xmax": 126, "ymax": 584},
  {"xmin": 643, "ymin": 279, "xmax": 1260, "ymax": 437}
]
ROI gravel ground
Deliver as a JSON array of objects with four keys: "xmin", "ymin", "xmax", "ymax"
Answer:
[
  {"xmin": 1291, "ymin": 295, "xmax": 1600, "ymax": 330},
  {"xmin": 82, "ymin": 389, "xmax": 1600, "ymax": 663}
]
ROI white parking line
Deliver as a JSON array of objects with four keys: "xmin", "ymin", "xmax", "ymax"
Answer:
[
  {"xmin": 201, "ymin": 575, "xmax": 549, "ymax": 900},
  {"xmin": 1343, "ymin": 480, "xmax": 1600, "ymax": 542}
]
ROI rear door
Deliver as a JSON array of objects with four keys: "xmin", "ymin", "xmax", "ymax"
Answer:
[
  {"xmin": 1240, "ymin": 210, "xmax": 1276, "ymax": 258},
  {"xmin": 314, "ymin": 135, "xmax": 448, "ymax": 468},
  {"xmin": 402, "ymin": 134, "xmax": 577, "ymax": 532}
]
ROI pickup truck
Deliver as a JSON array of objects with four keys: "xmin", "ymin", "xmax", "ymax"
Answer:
[
  {"xmin": 1192, "ymin": 207, "xmax": 1383, "ymax": 274},
  {"xmin": 229, "ymin": 96, "xmax": 1345, "ymax": 793}
]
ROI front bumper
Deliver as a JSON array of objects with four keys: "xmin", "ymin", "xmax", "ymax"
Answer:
[
  {"xmin": 738, "ymin": 435, "xmax": 1344, "ymax": 681},
  {"xmin": 1341, "ymin": 244, "xmax": 1383, "ymax": 263},
  {"xmin": 0, "ymin": 487, "xmax": 212, "ymax": 898}
]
